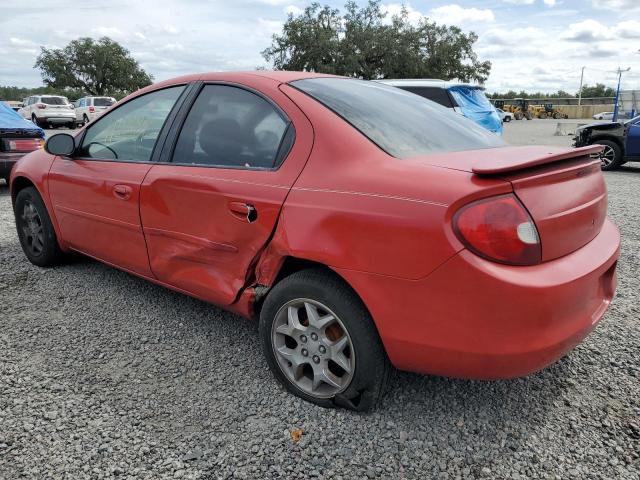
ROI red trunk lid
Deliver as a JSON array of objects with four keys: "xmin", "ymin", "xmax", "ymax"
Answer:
[{"xmin": 417, "ymin": 145, "xmax": 607, "ymax": 262}]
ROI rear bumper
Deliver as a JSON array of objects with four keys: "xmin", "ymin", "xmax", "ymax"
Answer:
[
  {"xmin": 37, "ymin": 113, "xmax": 76, "ymax": 123},
  {"xmin": 0, "ymin": 152, "xmax": 24, "ymax": 178},
  {"xmin": 336, "ymin": 218, "xmax": 620, "ymax": 379}
]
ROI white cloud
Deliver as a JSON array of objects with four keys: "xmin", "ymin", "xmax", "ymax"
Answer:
[
  {"xmin": 9, "ymin": 37, "xmax": 36, "ymax": 47},
  {"xmin": 429, "ymin": 4, "xmax": 495, "ymax": 24},
  {"xmin": 617, "ymin": 20, "xmax": 640, "ymax": 38},
  {"xmin": 543, "ymin": 0, "xmax": 556, "ymax": 5},
  {"xmin": 592, "ymin": 0, "xmax": 640, "ymax": 10},
  {"xmin": 503, "ymin": 0, "xmax": 535, "ymax": 4},
  {"xmin": 380, "ymin": 3, "xmax": 425, "ymax": 25},
  {"xmin": 284, "ymin": 5, "xmax": 303, "ymax": 16},
  {"xmin": 91, "ymin": 26, "xmax": 125, "ymax": 38},
  {"xmin": 563, "ymin": 19, "xmax": 614, "ymax": 42},
  {"xmin": 258, "ymin": 0, "xmax": 292, "ymax": 5}
]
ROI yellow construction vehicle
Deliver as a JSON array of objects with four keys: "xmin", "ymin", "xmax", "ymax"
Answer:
[{"xmin": 494, "ymin": 99, "xmax": 532, "ymax": 120}]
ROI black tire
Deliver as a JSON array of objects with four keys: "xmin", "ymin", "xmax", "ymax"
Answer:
[
  {"xmin": 259, "ymin": 268, "xmax": 391, "ymax": 411},
  {"xmin": 31, "ymin": 114, "xmax": 42, "ymax": 128},
  {"xmin": 68, "ymin": 122, "xmax": 75, "ymax": 130},
  {"xmin": 503, "ymin": 116, "xmax": 511, "ymax": 123},
  {"xmin": 593, "ymin": 140, "xmax": 623, "ymax": 171},
  {"xmin": 539, "ymin": 112, "xmax": 547, "ymax": 119},
  {"xmin": 83, "ymin": 114, "xmax": 89, "ymax": 125},
  {"xmin": 514, "ymin": 112, "xmax": 523, "ymax": 120},
  {"xmin": 14, "ymin": 187, "xmax": 65, "ymax": 267}
]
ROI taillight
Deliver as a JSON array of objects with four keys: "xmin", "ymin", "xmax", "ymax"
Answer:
[
  {"xmin": 37, "ymin": 104, "xmax": 46, "ymax": 109},
  {"xmin": 4, "ymin": 138, "xmax": 44, "ymax": 153},
  {"xmin": 453, "ymin": 194, "xmax": 541, "ymax": 266},
  {"xmin": 89, "ymin": 106, "xmax": 95, "ymax": 113}
]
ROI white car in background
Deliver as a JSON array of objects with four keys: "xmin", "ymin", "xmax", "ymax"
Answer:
[
  {"xmin": 75, "ymin": 96, "xmax": 116, "ymax": 125},
  {"xmin": 19, "ymin": 95, "xmax": 76, "ymax": 129},
  {"xmin": 593, "ymin": 112, "xmax": 614, "ymax": 120},
  {"xmin": 496, "ymin": 108, "xmax": 514, "ymax": 123}
]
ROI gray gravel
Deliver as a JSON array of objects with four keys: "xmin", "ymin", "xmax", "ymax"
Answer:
[{"xmin": 1, "ymin": 158, "xmax": 639, "ymax": 479}]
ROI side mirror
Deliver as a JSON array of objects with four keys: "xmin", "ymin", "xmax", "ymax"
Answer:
[{"xmin": 45, "ymin": 133, "xmax": 75, "ymax": 157}]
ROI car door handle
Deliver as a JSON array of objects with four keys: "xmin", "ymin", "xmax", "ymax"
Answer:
[
  {"xmin": 228, "ymin": 202, "xmax": 257, "ymax": 223},
  {"xmin": 113, "ymin": 184, "xmax": 132, "ymax": 200}
]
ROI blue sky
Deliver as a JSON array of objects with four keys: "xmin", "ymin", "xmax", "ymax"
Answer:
[{"xmin": 1, "ymin": 0, "xmax": 638, "ymax": 93}]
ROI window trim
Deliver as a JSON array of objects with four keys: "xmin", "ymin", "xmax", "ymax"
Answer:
[
  {"xmin": 159, "ymin": 81, "xmax": 296, "ymax": 172},
  {"xmin": 71, "ymin": 83, "xmax": 192, "ymax": 165}
]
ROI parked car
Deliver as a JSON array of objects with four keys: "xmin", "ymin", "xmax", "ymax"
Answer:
[
  {"xmin": 19, "ymin": 95, "xmax": 76, "ymax": 129},
  {"xmin": 75, "ymin": 96, "xmax": 117, "ymax": 126},
  {"xmin": 496, "ymin": 108, "xmax": 514, "ymax": 123},
  {"xmin": 574, "ymin": 115, "xmax": 640, "ymax": 170},
  {"xmin": 2, "ymin": 100, "xmax": 23, "ymax": 112},
  {"xmin": 377, "ymin": 79, "xmax": 503, "ymax": 135},
  {"xmin": 0, "ymin": 101, "xmax": 44, "ymax": 184},
  {"xmin": 593, "ymin": 112, "xmax": 614, "ymax": 120},
  {"xmin": 10, "ymin": 72, "xmax": 619, "ymax": 410}
]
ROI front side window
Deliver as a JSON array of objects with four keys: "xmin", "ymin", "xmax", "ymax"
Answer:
[
  {"xmin": 292, "ymin": 78, "xmax": 503, "ymax": 158},
  {"xmin": 78, "ymin": 86, "xmax": 185, "ymax": 162},
  {"xmin": 171, "ymin": 84, "xmax": 292, "ymax": 169}
]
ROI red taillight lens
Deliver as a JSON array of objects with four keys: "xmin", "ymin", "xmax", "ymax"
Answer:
[
  {"xmin": 89, "ymin": 106, "xmax": 95, "ymax": 113},
  {"xmin": 37, "ymin": 103, "xmax": 46, "ymax": 109},
  {"xmin": 453, "ymin": 194, "xmax": 541, "ymax": 266},
  {"xmin": 5, "ymin": 138, "xmax": 44, "ymax": 153}
]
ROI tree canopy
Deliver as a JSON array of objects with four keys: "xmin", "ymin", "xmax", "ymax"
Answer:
[
  {"xmin": 35, "ymin": 37, "xmax": 152, "ymax": 96},
  {"xmin": 262, "ymin": 1, "xmax": 491, "ymax": 83},
  {"xmin": 579, "ymin": 83, "xmax": 616, "ymax": 98}
]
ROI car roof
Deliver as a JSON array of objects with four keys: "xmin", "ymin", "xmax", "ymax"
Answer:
[
  {"xmin": 199, "ymin": 70, "xmax": 339, "ymax": 83},
  {"xmin": 377, "ymin": 79, "xmax": 485, "ymax": 90}
]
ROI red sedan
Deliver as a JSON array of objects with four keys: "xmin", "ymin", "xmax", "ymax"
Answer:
[{"xmin": 10, "ymin": 72, "xmax": 620, "ymax": 411}]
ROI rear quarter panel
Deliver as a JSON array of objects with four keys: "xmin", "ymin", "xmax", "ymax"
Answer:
[{"xmin": 257, "ymin": 85, "xmax": 512, "ymax": 281}]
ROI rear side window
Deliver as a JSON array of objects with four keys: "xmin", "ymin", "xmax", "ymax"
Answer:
[
  {"xmin": 397, "ymin": 86, "xmax": 455, "ymax": 108},
  {"xmin": 171, "ymin": 84, "xmax": 293, "ymax": 169},
  {"xmin": 292, "ymin": 78, "xmax": 503, "ymax": 158}
]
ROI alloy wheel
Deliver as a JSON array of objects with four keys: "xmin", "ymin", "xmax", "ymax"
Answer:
[
  {"xmin": 597, "ymin": 145, "xmax": 615, "ymax": 168},
  {"xmin": 20, "ymin": 200, "xmax": 45, "ymax": 257},
  {"xmin": 271, "ymin": 298, "xmax": 355, "ymax": 399}
]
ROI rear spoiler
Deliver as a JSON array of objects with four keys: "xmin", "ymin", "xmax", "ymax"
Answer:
[{"xmin": 473, "ymin": 145, "xmax": 603, "ymax": 175}]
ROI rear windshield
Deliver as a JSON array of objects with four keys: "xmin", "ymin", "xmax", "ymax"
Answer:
[
  {"xmin": 94, "ymin": 97, "xmax": 115, "ymax": 107},
  {"xmin": 291, "ymin": 78, "xmax": 503, "ymax": 158},
  {"xmin": 40, "ymin": 97, "xmax": 68, "ymax": 105}
]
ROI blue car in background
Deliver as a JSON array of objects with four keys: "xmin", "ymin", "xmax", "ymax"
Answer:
[
  {"xmin": 0, "ymin": 101, "xmax": 45, "ymax": 184},
  {"xmin": 378, "ymin": 79, "xmax": 503, "ymax": 135}
]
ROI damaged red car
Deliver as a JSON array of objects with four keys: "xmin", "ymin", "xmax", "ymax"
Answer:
[{"xmin": 10, "ymin": 72, "xmax": 620, "ymax": 411}]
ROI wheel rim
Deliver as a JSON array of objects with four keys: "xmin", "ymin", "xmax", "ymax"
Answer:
[
  {"xmin": 271, "ymin": 298, "xmax": 355, "ymax": 399},
  {"xmin": 20, "ymin": 200, "xmax": 45, "ymax": 256},
  {"xmin": 594, "ymin": 145, "xmax": 615, "ymax": 167}
]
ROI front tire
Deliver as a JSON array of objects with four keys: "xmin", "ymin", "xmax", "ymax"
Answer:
[
  {"xmin": 14, "ymin": 187, "xmax": 65, "ymax": 267},
  {"xmin": 592, "ymin": 140, "xmax": 623, "ymax": 171},
  {"xmin": 259, "ymin": 269, "xmax": 390, "ymax": 411},
  {"xmin": 503, "ymin": 116, "xmax": 511, "ymax": 123}
]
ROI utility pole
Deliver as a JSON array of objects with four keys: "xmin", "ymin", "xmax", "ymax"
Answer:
[
  {"xmin": 613, "ymin": 67, "xmax": 630, "ymax": 122},
  {"xmin": 577, "ymin": 66, "xmax": 585, "ymax": 119},
  {"xmin": 577, "ymin": 66, "xmax": 585, "ymax": 106}
]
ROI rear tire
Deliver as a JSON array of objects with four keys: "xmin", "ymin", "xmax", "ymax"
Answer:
[
  {"xmin": 539, "ymin": 112, "xmax": 547, "ymax": 119},
  {"xmin": 259, "ymin": 269, "xmax": 391, "ymax": 411},
  {"xmin": 83, "ymin": 114, "xmax": 89, "ymax": 125},
  {"xmin": 503, "ymin": 116, "xmax": 511, "ymax": 123},
  {"xmin": 592, "ymin": 140, "xmax": 623, "ymax": 171},
  {"xmin": 14, "ymin": 187, "xmax": 65, "ymax": 267},
  {"xmin": 31, "ymin": 114, "xmax": 41, "ymax": 128},
  {"xmin": 514, "ymin": 112, "xmax": 523, "ymax": 120}
]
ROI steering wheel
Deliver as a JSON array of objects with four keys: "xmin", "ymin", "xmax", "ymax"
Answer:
[{"xmin": 86, "ymin": 141, "xmax": 118, "ymax": 160}]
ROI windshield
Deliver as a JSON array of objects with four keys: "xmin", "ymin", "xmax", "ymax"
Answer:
[
  {"xmin": 94, "ymin": 97, "xmax": 115, "ymax": 107},
  {"xmin": 291, "ymin": 78, "xmax": 503, "ymax": 158},
  {"xmin": 40, "ymin": 96, "xmax": 68, "ymax": 105}
]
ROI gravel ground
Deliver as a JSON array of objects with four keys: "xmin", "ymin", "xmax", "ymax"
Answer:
[{"xmin": 1, "ymin": 137, "xmax": 639, "ymax": 479}]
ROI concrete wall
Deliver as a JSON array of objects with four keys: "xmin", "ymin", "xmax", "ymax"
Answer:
[{"xmin": 560, "ymin": 104, "xmax": 615, "ymax": 119}]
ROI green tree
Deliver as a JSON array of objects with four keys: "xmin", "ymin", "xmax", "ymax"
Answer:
[
  {"xmin": 579, "ymin": 83, "xmax": 615, "ymax": 98},
  {"xmin": 262, "ymin": 1, "xmax": 491, "ymax": 83},
  {"xmin": 35, "ymin": 37, "xmax": 152, "ymax": 96}
]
